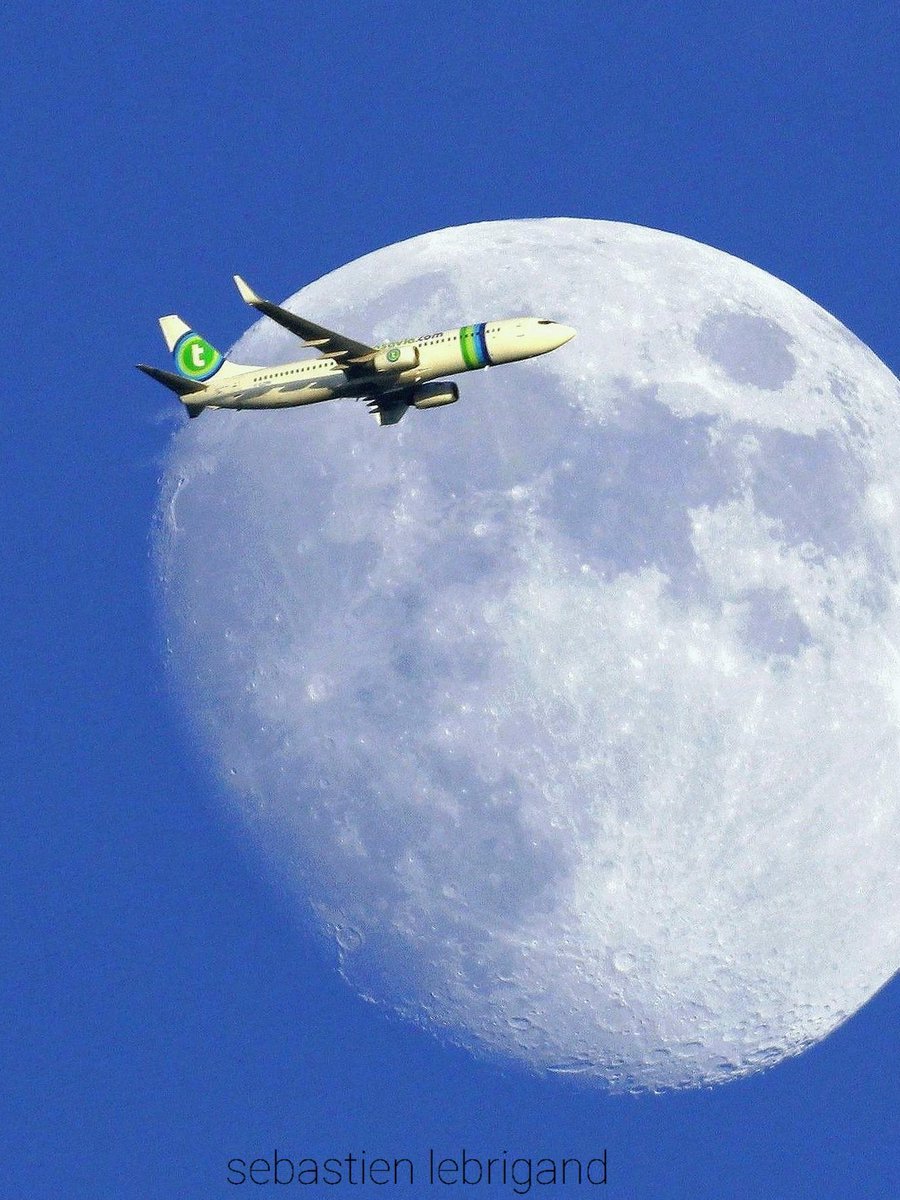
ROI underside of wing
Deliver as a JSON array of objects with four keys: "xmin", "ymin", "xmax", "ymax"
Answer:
[
  {"xmin": 365, "ymin": 389, "xmax": 411, "ymax": 426},
  {"xmin": 234, "ymin": 275, "xmax": 375, "ymax": 374},
  {"xmin": 362, "ymin": 379, "xmax": 461, "ymax": 426}
]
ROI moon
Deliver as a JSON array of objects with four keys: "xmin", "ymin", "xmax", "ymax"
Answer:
[{"xmin": 158, "ymin": 219, "xmax": 900, "ymax": 1090}]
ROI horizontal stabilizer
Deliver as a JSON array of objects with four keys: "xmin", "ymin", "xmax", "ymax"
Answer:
[{"xmin": 135, "ymin": 363, "xmax": 208, "ymax": 395}]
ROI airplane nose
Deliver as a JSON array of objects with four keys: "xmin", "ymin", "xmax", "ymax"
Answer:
[{"xmin": 554, "ymin": 324, "xmax": 576, "ymax": 347}]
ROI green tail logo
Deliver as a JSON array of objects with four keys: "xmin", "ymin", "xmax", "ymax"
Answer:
[{"xmin": 174, "ymin": 332, "xmax": 223, "ymax": 381}]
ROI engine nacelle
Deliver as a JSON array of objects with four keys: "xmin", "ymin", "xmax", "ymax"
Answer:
[
  {"xmin": 373, "ymin": 344, "xmax": 420, "ymax": 373},
  {"xmin": 412, "ymin": 382, "xmax": 459, "ymax": 410}
]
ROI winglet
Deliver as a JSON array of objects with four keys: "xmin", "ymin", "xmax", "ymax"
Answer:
[{"xmin": 233, "ymin": 274, "xmax": 262, "ymax": 307}]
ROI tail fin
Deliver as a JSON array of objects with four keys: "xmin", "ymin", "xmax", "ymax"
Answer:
[
  {"xmin": 158, "ymin": 315, "xmax": 258, "ymax": 383},
  {"xmin": 159, "ymin": 315, "xmax": 228, "ymax": 382},
  {"xmin": 137, "ymin": 311, "xmax": 261, "ymax": 418}
]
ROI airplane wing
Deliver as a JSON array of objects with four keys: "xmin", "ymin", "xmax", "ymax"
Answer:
[
  {"xmin": 363, "ymin": 387, "xmax": 412, "ymax": 426},
  {"xmin": 234, "ymin": 275, "xmax": 375, "ymax": 372}
]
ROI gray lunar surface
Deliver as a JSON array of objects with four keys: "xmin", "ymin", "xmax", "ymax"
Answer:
[{"xmin": 159, "ymin": 219, "xmax": 900, "ymax": 1089}]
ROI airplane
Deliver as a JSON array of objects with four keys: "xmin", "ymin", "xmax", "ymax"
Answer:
[{"xmin": 137, "ymin": 275, "xmax": 576, "ymax": 426}]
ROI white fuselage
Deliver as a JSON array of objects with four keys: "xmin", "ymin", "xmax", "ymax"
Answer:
[{"xmin": 203, "ymin": 317, "xmax": 575, "ymax": 410}]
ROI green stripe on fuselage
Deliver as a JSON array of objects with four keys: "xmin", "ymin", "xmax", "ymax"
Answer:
[{"xmin": 459, "ymin": 324, "xmax": 479, "ymax": 369}]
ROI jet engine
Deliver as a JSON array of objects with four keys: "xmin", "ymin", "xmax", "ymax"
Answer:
[
  {"xmin": 412, "ymin": 382, "xmax": 459, "ymax": 409},
  {"xmin": 373, "ymin": 344, "xmax": 420, "ymax": 373}
]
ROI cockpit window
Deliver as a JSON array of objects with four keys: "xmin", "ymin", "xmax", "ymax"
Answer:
[{"xmin": 538, "ymin": 319, "xmax": 554, "ymax": 325}]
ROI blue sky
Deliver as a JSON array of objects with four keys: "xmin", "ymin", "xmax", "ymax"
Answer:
[{"xmin": 4, "ymin": 2, "xmax": 898, "ymax": 1197}]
